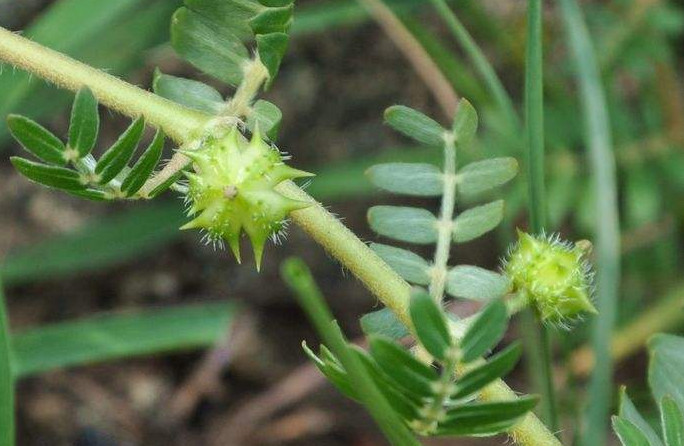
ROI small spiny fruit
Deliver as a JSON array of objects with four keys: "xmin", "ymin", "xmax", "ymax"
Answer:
[
  {"xmin": 181, "ymin": 126, "xmax": 313, "ymax": 269},
  {"xmin": 503, "ymin": 230, "xmax": 596, "ymax": 327}
]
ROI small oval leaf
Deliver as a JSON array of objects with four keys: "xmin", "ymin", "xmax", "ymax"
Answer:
[
  {"xmin": 460, "ymin": 299, "xmax": 508, "ymax": 363},
  {"xmin": 436, "ymin": 396, "xmax": 538, "ymax": 436},
  {"xmin": 121, "ymin": 129, "xmax": 165, "ymax": 196},
  {"xmin": 257, "ymin": 32, "xmax": 289, "ymax": 84},
  {"xmin": 452, "ymin": 200, "xmax": 504, "ymax": 243},
  {"xmin": 153, "ymin": 70, "xmax": 223, "ymax": 114},
  {"xmin": 95, "ymin": 117, "xmax": 145, "ymax": 184},
  {"xmin": 171, "ymin": 7, "xmax": 249, "ymax": 86},
  {"xmin": 367, "ymin": 163, "xmax": 443, "ymax": 197},
  {"xmin": 7, "ymin": 115, "xmax": 66, "ymax": 166},
  {"xmin": 457, "ymin": 158, "xmax": 518, "ymax": 198},
  {"xmin": 452, "ymin": 343, "xmax": 522, "ymax": 399},
  {"xmin": 369, "ymin": 336, "xmax": 438, "ymax": 398},
  {"xmin": 661, "ymin": 396, "xmax": 684, "ymax": 446},
  {"xmin": 368, "ymin": 206, "xmax": 438, "ymax": 244},
  {"xmin": 247, "ymin": 100, "xmax": 283, "ymax": 140},
  {"xmin": 452, "ymin": 99, "xmax": 478, "ymax": 148},
  {"xmin": 10, "ymin": 157, "xmax": 84, "ymax": 191},
  {"xmin": 360, "ymin": 308, "xmax": 410, "ymax": 341},
  {"xmin": 68, "ymin": 87, "xmax": 100, "ymax": 158},
  {"xmin": 446, "ymin": 265, "xmax": 510, "ymax": 300},
  {"xmin": 613, "ymin": 417, "xmax": 652, "ymax": 446},
  {"xmin": 371, "ymin": 243, "xmax": 431, "ymax": 285},
  {"xmin": 409, "ymin": 289, "xmax": 452, "ymax": 361},
  {"xmin": 384, "ymin": 105, "xmax": 445, "ymax": 147}
]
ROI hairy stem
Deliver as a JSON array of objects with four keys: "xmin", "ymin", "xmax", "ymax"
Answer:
[
  {"xmin": 0, "ymin": 27, "xmax": 209, "ymax": 143},
  {"xmin": 429, "ymin": 134, "xmax": 457, "ymax": 302},
  {"xmin": 0, "ymin": 31, "xmax": 562, "ymax": 446}
]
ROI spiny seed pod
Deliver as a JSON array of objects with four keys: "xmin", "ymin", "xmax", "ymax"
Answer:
[
  {"xmin": 181, "ymin": 127, "xmax": 313, "ymax": 269},
  {"xmin": 503, "ymin": 230, "xmax": 596, "ymax": 327}
]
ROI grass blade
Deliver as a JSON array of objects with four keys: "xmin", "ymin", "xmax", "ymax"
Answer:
[
  {"xmin": 281, "ymin": 258, "xmax": 421, "ymax": 446},
  {"xmin": 0, "ymin": 282, "xmax": 14, "ymax": 446},
  {"xmin": 557, "ymin": 0, "xmax": 622, "ymax": 444},
  {"xmin": 0, "ymin": 204, "xmax": 185, "ymax": 286},
  {"xmin": 11, "ymin": 302, "xmax": 236, "ymax": 377}
]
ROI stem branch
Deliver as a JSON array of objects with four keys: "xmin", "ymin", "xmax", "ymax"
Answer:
[{"xmin": 0, "ymin": 30, "xmax": 562, "ymax": 446}]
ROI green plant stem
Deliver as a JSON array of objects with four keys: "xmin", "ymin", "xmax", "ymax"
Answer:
[
  {"xmin": 0, "ymin": 281, "xmax": 14, "ymax": 446},
  {"xmin": 426, "ymin": 0, "xmax": 518, "ymax": 130},
  {"xmin": 429, "ymin": 134, "xmax": 457, "ymax": 303},
  {"xmin": 0, "ymin": 27, "xmax": 210, "ymax": 143},
  {"xmin": 281, "ymin": 258, "xmax": 421, "ymax": 446},
  {"xmin": 0, "ymin": 30, "xmax": 563, "ymax": 446},
  {"xmin": 522, "ymin": 0, "xmax": 558, "ymax": 435},
  {"xmin": 557, "ymin": 1, "xmax": 621, "ymax": 445}
]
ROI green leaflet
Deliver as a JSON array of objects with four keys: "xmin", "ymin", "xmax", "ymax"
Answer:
[
  {"xmin": 384, "ymin": 105, "xmax": 445, "ymax": 147},
  {"xmin": 446, "ymin": 265, "xmax": 510, "ymax": 300},
  {"xmin": 456, "ymin": 158, "xmax": 518, "ymax": 198},
  {"xmin": 94, "ymin": 117, "xmax": 145, "ymax": 184},
  {"xmin": 7, "ymin": 115, "xmax": 67, "ymax": 166},
  {"xmin": 247, "ymin": 100, "xmax": 283, "ymax": 140},
  {"xmin": 452, "ymin": 343, "xmax": 522, "ymax": 399},
  {"xmin": 10, "ymin": 157, "xmax": 84, "ymax": 191},
  {"xmin": 613, "ymin": 417, "xmax": 652, "ymax": 446},
  {"xmin": 360, "ymin": 308, "xmax": 410, "ymax": 341},
  {"xmin": 68, "ymin": 87, "xmax": 100, "ymax": 158},
  {"xmin": 366, "ymin": 162, "xmax": 443, "ymax": 197},
  {"xmin": 451, "ymin": 199, "xmax": 504, "ymax": 243},
  {"xmin": 170, "ymin": 0, "xmax": 295, "ymax": 87},
  {"xmin": 435, "ymin": 397, "xmax": 539, "ymax": 436},
  {"xmin": 409, "ymin": 289, "xmax": 452, "ymax": 361},
  {"xmin": 370, "ymin": 244, "xmax": 431, "ymax": 286},
  {"xmin": 171, "ymin": 7, "xmax": 249, "ymax": 85},
  {"xmin": 368, "ymin": 206, "xmax": 438, "ymax": 244},
  {"xmin": 153, "ymin": 69, "xmax": 224, "ymax": 115},
  {"xmin": 121, "ymin": 129, "xmax": 165, "ymax": 196},
  {"xmin": 460, "ymin": 299, "xmax": 508, "ymax": 363}
]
